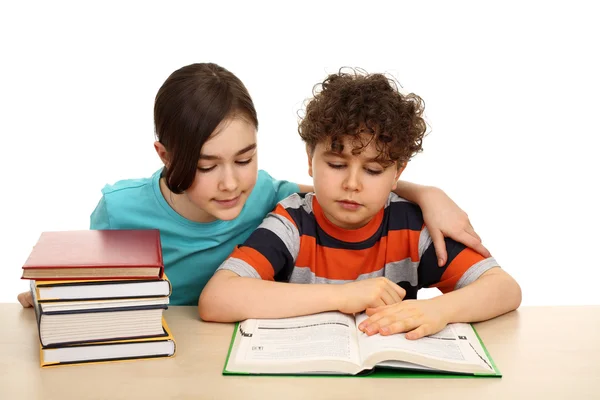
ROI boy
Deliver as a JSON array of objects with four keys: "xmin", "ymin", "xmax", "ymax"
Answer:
[{"xmin": 198, "ymin": 69, "xmax": 521, "ymax": 340}]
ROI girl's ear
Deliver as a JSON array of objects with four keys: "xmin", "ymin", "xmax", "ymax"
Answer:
[{"xmin": 154, "ymin": 141, "xmax": 170, "ymax": 167}]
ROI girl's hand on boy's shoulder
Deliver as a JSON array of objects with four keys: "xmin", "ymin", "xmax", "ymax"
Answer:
[
  {"xmin": 358, "ymin": 298, "xmax": 450, "ymax": 340},
  {"xmin": 17, "ymin": 291, "xmax": 33, "ymax": 308},
  {"xmin": 419, "ymin": 186, "xmax": 491, "ymax": 266}
]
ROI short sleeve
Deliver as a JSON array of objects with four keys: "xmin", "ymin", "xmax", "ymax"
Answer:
[
  {"xmin": 90, "ymin": 196, "xmax": 112, "ymax": 229},
  {"xmin": 418, "ymin": 236, "xmax": 499, "ymax": 293},
  {"xmin": 217, "ymin": 204, "xmax": 300, "ymax": 281}
]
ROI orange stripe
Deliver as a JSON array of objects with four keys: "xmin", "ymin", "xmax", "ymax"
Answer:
[
  {"xmin": 387, "ymin": 229, "xmax": 422, "ymax": 262},
  {"xmin": 294, "ymin": 229, "xmax": 420, "ymax": 281},
  {"xmin": 230, "ymin": 246, "xmax": 275, "ymax": 281},
  {"xmin": 273, "ymin": 204, "xmax": 298, "ymax": 229},
  {"xmin": 431, "ymin": 248, "xmax": 484, "ymax": 293}
]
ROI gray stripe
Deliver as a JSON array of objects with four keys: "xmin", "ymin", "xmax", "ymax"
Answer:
[
  {"xmin": 385, "ymin": 193, "xmax": 411, "ymax": 208},
  {"xmin": 258, "ymin": 213, "xmax": 300, "ymax": 261},
  {"xmin": 216, "ymin": 258, "xmax": 261, "ymax": 279},
  {"xmin": 279, "ymin": 193, "xmax": 304, "ymax": 209},
  {"xmin": 383, "ymin": 258, "xmax": 419, "ymax": 286},
  {"xmin": 280, "ymin": 193, "xmax": 314, "ymax": 215},
  {"xmin": 289, "ymin": 266, "xmax": 376, "ymax": 284},
  {"xmin": 418, "ymin": 227, "xmax": 433, "ymax": 259},
  {"xmin": 455, "ymin": 257, "xmax": 500, "ymax": 290},
  {"xmin": 289, "ymin": 258, "xmax": 418, "ymax": 285}
]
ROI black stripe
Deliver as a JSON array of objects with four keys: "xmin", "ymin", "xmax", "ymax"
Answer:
[
  {"xmin": 285, "ymin": 205, "xmax": 315, "ymax": 232},
  {"xmin": 286, "ymin": 201, "xmax": 383, "ymax": 250},
  {"xmin": 398, "ymin": 281, "xmax": 419, "ymax": 300},
  {"xmin": 241, "ymin": 228, "xmax": 294, "ymax": 281},
  {"xmin": 284, "ymin": 199, "xmax": 423, "ymax": 251},
  {"xmin": 386, "ymin": 201, "xmax": 424, "ymax": 231},
  {"xmin": 419, "ymin": 238, "xmax": 468, "ymax": 288},
  {"xmin": 314, "ymin": 221, "xmax": 385, "ymax": 250}
]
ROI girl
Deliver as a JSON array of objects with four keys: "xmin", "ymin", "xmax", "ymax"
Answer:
[{"xmin": 18, "ymin": 63, "xmax": 488, "ymax": 307}]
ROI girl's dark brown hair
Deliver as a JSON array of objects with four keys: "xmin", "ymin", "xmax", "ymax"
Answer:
[
  {"xmin": 154, "ymin": 63, "xmax": 258, "ymax": 193},
  {"xmin": 299, "ymin": 68, "xmax": 426, "ymax": 167}
]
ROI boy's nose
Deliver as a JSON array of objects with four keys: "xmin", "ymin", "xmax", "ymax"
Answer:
[{"xmin": 342, "ymin": 169, "xmax": 361, "ymax": 191}]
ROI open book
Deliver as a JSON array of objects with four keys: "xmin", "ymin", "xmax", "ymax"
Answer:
[{"xmin": 224, "ymin": 311, "xmax": 500, "ymax": 377}]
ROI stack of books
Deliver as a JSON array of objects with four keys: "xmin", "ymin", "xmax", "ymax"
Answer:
[{"xmin": 22, "ymin": 229, "xmax": 176, "ymax": 367}]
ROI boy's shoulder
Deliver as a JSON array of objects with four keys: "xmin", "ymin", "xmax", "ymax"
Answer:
[
  {"xmin": 385, "ymin": 193, "xmax": 425, "ymax": 231},
  {"xmin": 277, "ymin": 192, "xmax": 314, "ymax": 211},
  {"xmin": 386, "ymin": 193, "xmax": 421, "ymax": 211}
]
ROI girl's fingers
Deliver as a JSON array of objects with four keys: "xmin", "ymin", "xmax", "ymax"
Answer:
[
  {"xmin": 429, "ymin": 228, "xmax": 448, "ymax": 266},
  {"xmin": 465, "ymin": 224, "xmax": 482, "ymax": 242}
]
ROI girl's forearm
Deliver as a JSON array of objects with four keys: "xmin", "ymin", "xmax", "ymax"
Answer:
[{"xmin": 393, "ymin": 180, "xmax": 433, "ymax": 203}]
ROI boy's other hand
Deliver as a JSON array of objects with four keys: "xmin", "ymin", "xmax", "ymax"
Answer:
[
  {"xmin": 359, "ymin": 299, "xmax": 449, "ymax": 340},
  {"xmin": 420, "ymin": 187, "xmax": 491, "ymax": 266},
  {"xmin": 337, "ymin": 277, "xmax": 405, "ymax": 314},
  {"xmin": 17, "ymin": 291, "xmax": 33, "ymax": 308}
]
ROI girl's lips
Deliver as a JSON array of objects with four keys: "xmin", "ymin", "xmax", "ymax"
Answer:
[{"xmin": 214, "ymin": 195, "xmax": 241, "ymax": 208}]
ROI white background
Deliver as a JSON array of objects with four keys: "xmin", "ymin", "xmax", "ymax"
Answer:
[{"xmin": 1, "ymin": 1, "xmax": 598, "ymax": 305}]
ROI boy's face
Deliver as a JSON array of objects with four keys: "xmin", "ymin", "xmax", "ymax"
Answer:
[{"xmin": 308, "ymin": 135, "xmax": 404, "ymax": 230}]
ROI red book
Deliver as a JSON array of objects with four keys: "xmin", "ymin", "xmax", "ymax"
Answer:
[{"xmin": 21, "ymin": 230, "xmax": 164, "ymax": 280}]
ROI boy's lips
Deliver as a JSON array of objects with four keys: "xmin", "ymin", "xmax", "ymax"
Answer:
[{"xmin": 337, "ymin": 199, "xmax": 362, "ymax": 210}]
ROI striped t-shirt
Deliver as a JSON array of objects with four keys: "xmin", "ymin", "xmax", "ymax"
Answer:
[{"xmin": 217, "ymin": 193, "xmax": 498, "ymax": 298}]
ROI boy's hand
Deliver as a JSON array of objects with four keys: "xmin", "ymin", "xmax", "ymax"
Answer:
[
  {"xmin": 17, "ymin": 291, "xmax": 33, "ymax": 308},
  {"xmin": 419, "ymin": 187, "xmax": 491, "ymax": 266},
  {"xmin": 358, "ymin": 299, "xmax": 449, "ymax": 340},
  {"xmin": 336, "ymin": 277, "xmax": 405, "ymax": 314}
]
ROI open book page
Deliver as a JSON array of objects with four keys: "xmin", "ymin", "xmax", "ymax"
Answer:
[
  {"xmin": 354, "ymin": 313, "xmax": 495, "ymax": 374},
  {"xmin": 227, "ymin": 312, "xmax": 362, "ymax": 374}
]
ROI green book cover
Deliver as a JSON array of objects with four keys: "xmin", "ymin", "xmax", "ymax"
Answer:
[{"xmin": 222, "ymin": 319, "xmax": 501, "ymax": 378}]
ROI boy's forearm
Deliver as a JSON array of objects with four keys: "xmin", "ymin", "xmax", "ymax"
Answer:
[
  {"xmin": 199, "ymin": 272, "xmax": 341, "ymax": 322},
  {"xmin": 433, "ymin": 268, "xmax": 522, "ymax": 324}
]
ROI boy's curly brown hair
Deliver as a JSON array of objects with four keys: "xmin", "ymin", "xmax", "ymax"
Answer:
[{"xmin": 299, "ymin": 68, "xmax": 426, "ymax": 167}]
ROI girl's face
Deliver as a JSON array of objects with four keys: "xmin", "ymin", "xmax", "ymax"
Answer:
[{"xmin": 162, "ymin": 117, "xmax": 259, "ymax": 223}]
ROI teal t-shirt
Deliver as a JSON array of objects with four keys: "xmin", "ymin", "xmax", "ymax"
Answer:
[{"xmin": 90, "ymin": 169, "xmax": 299, "ymax": 305}]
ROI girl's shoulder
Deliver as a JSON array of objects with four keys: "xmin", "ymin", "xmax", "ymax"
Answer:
[{"xmin": 91, "ymin": 171, "xmax": 161, "ymax": 228}]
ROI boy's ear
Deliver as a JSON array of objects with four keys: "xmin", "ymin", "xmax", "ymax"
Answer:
[
  {"xmin": 391, "ymin": 163, "xmax": 407, "ymax": 191},
  {"xmin": 306, "ymin": 145, "xmax": 314, "ymax": 178},
  {"xmin": 154, "ymin": 141, "xmax": 171, "ymax": 167}
]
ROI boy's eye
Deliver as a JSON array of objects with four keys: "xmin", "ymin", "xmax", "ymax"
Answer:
[
  {"xmin": 197, "ymin": 166, "xmax": 216, "ymax": 173},
  {"xmin": 366, "ymin": 168, "xmax": 384, "ymax": 175},
  {"xmin": 327, "ymin": 163, "xmax": 345, "ymax": 169}
]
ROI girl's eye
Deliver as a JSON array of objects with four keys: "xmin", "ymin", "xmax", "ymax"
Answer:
[
  {"xmin": 327, "ymin": 163, "xmax": 345, "ymax": 169},
  {"xmin": 197, "ymin": 166, "xmax": 216, "ymax": 173},
  {"xmin": 366, "ymin": 168, "xmax": 384, "ymax": 175},
  {"xmin": 236, "ymin": 158, "xmax": 253, "ymax": 165}
]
